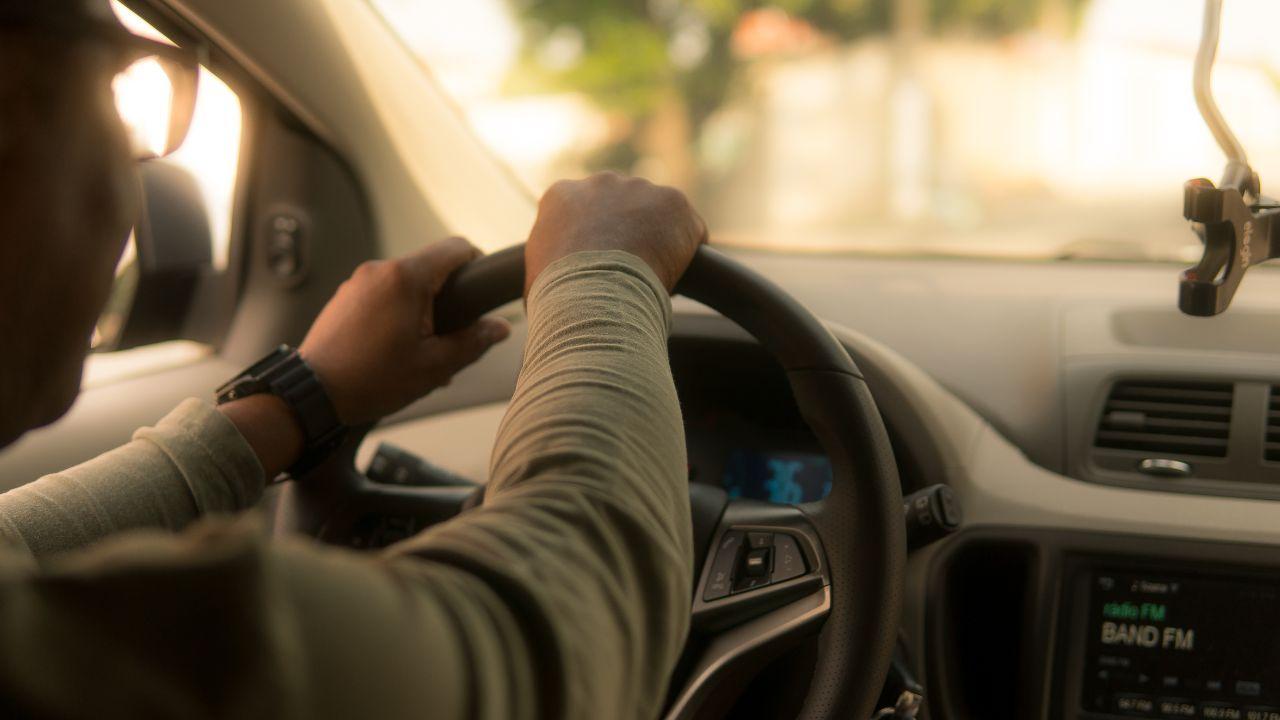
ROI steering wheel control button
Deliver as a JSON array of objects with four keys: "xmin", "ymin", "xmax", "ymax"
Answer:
[
  {"xmin": 703, "ymin": 530, "xmax": 744, "ymax": 601},
  {"xmin": 733, "ymin": 575, "xmax": 770, "ymax": 593},
  {"xmin": 742, "ymin": 547, "xmax": 771, "ymax": 577},
  {"xmin": 747, "ymin": 531, "xmax": 773, "ymax": 549},
  {"xmin": 771, "ymin": 533, "xmax": 807, "ymax": 583}
]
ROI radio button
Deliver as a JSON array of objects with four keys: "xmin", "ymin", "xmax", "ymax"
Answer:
[
  {"xmin": 1158, "ymin": 699, "xmax": 1197, "ymax": 717},
  {"xmin": 1200, "ymin": 704, "xmax": 1243, "ymax": 720},
  {"xmin": 1115, "ymin": 694, "xmax": 1156, "ymax": 715},
  {"xmin": 1099, "ymin": 668, "xmax": 1140, "ymax": 684},
  {"xmin": 1237, "ymin": 682, "xmax": 1263, "ymax": 698}
]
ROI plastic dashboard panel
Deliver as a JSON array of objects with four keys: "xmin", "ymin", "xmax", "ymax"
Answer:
[{"xmin": 1062, "ymin": 303, "xmax": 1280, "ymax": 500}]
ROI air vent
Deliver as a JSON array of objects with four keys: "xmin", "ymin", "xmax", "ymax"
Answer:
[
  {"xmin": 1094, "ymin": 380, "xmax": 1233, "ymax": 459},
  {"xmin": 1267, "ymin": 386, "xmax": 1280, "ymax": 463}
]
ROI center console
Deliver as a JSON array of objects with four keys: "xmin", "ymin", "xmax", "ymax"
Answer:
[
  {"xmin": 1064, "ymin": 563, "xmax": 1280, "ymax": 720},
  {"xmin": 917, "ymin": 528, "xmax": 1280, "ymax": 720}
]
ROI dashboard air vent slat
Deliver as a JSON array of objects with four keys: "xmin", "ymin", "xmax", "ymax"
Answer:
[
  {"xmin": 1094, "ymin": 380, "xmax": 1234, "ymax": 459},
  {"xmin": 1267, "ymin": 387, "xmax": 1280, "ymax": 463},
  {"xmin": 1104, "ymin": 400, "xmax": 1230, "ymax": 422}
]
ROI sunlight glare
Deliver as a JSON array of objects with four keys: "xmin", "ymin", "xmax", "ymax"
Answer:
[{"xmin": 112, "ymin": 58, "xmax": 173, "ymax": 159}]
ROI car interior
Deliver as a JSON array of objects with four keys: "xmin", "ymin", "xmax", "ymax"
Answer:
[{"xmin": 4, "ymin": 0, "xmax": 1280, "ymax": 718}]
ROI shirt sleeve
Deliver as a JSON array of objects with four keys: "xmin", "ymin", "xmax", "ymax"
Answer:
[
  {"xmin": 0, "ymin": 398, "xmax": 266, "ymax": 557},
  {"xmin": 388, "ymin": 250, "xmax": 694, "ymax": 718},
  {"xmin": 0, "ymin": 250, "xmax": 693, "ymax": 720}
]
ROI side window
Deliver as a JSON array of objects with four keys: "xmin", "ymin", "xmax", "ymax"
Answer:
[{"xmin": 87, "ymin": 2, "xmax": 244, "ymax": 383}]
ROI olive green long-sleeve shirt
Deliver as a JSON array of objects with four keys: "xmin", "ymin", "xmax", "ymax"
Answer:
[{"xmin": 0, "ymin": 251, "xmax": 693, "ymax": 719}]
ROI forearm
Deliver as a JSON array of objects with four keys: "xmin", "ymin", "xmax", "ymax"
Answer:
[
  {"xmin": 489, "ymin": 250, "xmax": 690, "ymax": 536},
  {"xmin": 0, "ymin": 398, "xmax": 266, "ymax": 557},
  {"xmin": 392, "ymin": 251, "xmax": 693, "ymax": 719}
]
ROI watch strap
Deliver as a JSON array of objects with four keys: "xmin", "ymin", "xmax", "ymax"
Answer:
[{"xmin": 216, "ymin": 345, "xmax": 347, "ymax": 477}]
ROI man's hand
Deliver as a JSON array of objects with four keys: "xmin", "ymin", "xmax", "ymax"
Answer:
[
  {"xmin": 300, "ymin": 237, "xmax": 510, "ymax": 426},
  {"xmin": 525, "ymin": 172, "xmax": 708, "ymax": 295}
]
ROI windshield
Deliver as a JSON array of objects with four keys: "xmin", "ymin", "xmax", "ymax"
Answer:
[{"xmin": 369, "ymin": 0, "xmax": 1280, "ymax": 261}]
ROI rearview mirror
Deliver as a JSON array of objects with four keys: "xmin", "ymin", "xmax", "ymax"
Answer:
[{"xmin": 94, "ymin": 160, "xmax": 215, "ymax": 351}]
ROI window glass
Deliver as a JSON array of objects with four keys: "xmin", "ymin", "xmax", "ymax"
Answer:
[{"xmin": 370, "ymin": 0, "xmax": 1280, "ymax": 261}]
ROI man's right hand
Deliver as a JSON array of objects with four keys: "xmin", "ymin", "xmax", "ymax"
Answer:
[{"xmin": 524, "ymin": 172, "xmax": 708, "ymax": 296}]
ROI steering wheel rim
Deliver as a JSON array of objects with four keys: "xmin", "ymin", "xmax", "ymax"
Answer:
[{"xmin": 282, "ymin": 244, "xmax": 905, "ymax": 719}]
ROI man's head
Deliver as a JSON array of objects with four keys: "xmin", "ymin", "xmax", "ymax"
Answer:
[{"xmin": 0, "ymin": 1, "xmax": 141, "ymax": 447}]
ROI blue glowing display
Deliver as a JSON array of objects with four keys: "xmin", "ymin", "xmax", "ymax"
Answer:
[{"xmin": 721, "ymin": 449, "xmax": 833, "ymax": 504}]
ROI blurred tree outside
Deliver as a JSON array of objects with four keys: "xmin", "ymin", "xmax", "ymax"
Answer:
[{"xmin": 503, "ymin": 0, "xmax": 1084, "ymax": 197}]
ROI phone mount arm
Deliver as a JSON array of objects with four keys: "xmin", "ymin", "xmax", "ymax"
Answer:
[
  {"xmin": 1180, "ymin": 179, "xmax": 1280, "ymax": 316},
  {"xmin": 1179, "ymin": 0, "xmax": 1280, "ymax": 316}
]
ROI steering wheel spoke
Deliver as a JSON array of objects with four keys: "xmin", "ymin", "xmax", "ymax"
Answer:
[
  {"xmin": 693, "ymin": 501, "xmax": 828, "ymax": 631},
  {"xmin": 665, "ymin": 501, "xmax": 830, "ymax": 719}
]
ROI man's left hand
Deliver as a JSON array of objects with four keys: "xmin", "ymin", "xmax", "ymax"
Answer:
[{"xmin": 299, "ymin": 237, "xmax": 510, "ymax": 427}]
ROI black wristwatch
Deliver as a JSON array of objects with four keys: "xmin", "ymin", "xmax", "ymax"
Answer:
[{"xmin": 215, "ymin": 345, "xmax": 347, "ymax": 477}]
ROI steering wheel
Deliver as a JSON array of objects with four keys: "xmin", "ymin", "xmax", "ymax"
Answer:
[{"xmin": 275, "ymin": 245, "xmax": 905, "ymax": 719}]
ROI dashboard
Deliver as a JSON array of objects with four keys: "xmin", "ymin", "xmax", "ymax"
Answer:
[
  {"xmin": 329, "ymin": 255, "xmax": 1280, "ymax": 720},
  {"xmin": 346, "ymin": 255, "xmax": 1280, "ymax": 720},
  {"xmin": 662, "ymin": 258, "xmax": 1280, "ymax": 720}
]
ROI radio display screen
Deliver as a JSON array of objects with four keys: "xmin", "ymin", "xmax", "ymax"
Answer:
[{"xmin": 1082, "ymin": 569, "xmax": 1280, "ymax": 719}]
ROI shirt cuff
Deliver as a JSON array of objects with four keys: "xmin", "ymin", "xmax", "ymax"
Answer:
[{"xmin": 133, "ymin": 398, "xmax": 266, "ymax": 514}]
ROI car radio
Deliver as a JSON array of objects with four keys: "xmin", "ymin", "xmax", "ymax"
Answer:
[{"xmin": 1066, "ymin": 563, "xmax": 1280, "ymax": 720}]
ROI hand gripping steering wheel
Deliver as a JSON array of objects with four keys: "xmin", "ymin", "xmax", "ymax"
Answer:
[{"xmin": 278, "ymin": 244, "xmax": 905, "ymax": 719}]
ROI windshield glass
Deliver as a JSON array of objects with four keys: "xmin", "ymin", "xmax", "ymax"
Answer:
[{"xmin": 369, "ymin": 0, "xmax": 1280, "ymax": 261}]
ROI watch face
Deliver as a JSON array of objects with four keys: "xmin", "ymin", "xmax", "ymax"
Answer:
[{"xmin": 218, "ymin": 377, "xmax": 266, "ymax": 403}]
